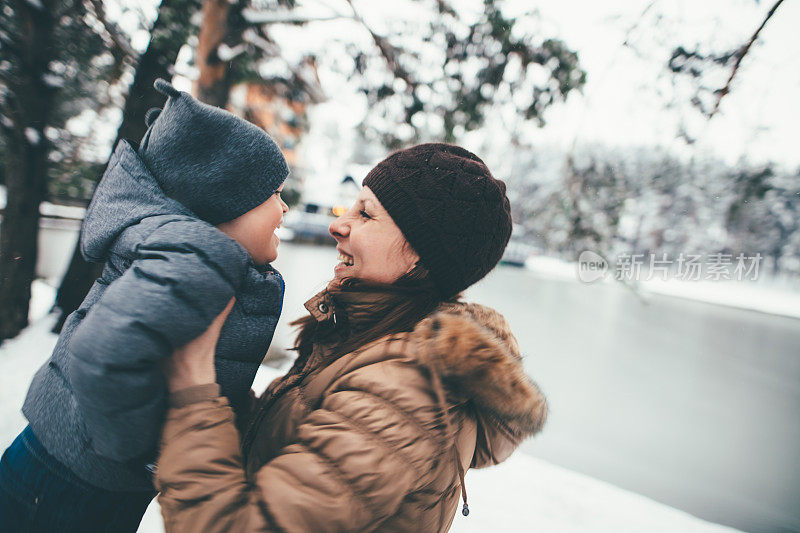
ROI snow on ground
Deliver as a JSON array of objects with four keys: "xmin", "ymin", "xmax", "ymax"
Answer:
[
  {"xmin": 639, "ymin": 277, "xmax": 800, "ymax": 319},
  {"xmin": 525, "ymin": 255, "xmax": 800, "ymax": 320},
  {"xmin": 0, "ymin": 280, "xmax": 739, "ymax": 532},
  {"xmin": 0, "ymin": 282, "xmax": 58, "ymax": 443}
]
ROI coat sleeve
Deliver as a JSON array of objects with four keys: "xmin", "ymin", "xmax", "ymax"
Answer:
[
  {"xmin": 66, "ymin": 220, "xmax": 248, "ymax": 462},
  {"xmin": 156, "ymin": 354, "xmax": 449, "ymax": 533}
]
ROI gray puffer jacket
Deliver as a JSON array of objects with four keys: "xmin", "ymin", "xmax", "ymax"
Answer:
[{"xmin": 22, "ymin": 140, "xmax": 283, "ymax": 491}]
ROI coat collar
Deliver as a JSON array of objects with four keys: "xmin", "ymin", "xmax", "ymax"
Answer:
[
  {"xmin": 303, "ymin": 290, "xmax": 336, "ymax": 323},
  {"xmin": 301, "ymin": 288, "xmax": 548, "ymax": 468},
  {"xmin": 302, "ymin": 285, "xmax": 401, "ymax": 330}
]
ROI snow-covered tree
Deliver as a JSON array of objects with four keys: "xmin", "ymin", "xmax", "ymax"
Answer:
[
  {"xmin": 0, "ymin": 0, "xmax": 203, "ymax": 341},
  {"xmin": 0, "ymin": 0, "xmax": 111, "ymax": 341}
]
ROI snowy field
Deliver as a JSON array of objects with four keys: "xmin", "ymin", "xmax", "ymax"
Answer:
[
  {"xmin": 525, "ymin": 255, "xmax": 800, "ymax": 321},
  {"xmin": 0, "ymin": 281, "xmax": 739, "ymax": 532}
]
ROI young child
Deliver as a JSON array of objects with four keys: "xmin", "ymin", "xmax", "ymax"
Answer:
[{"xmin": 0, "ymin": 79, "xmax": 289, "ymax": 531}]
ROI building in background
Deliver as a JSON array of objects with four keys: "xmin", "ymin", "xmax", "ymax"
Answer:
[{"xmin": 227, "ymin": 55, "xmax": 325, "ymax": 203}]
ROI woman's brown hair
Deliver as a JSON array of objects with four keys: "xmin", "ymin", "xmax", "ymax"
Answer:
[{"xmin": 290, "ymin": 263, "xmax": 457, "ymax": 360}]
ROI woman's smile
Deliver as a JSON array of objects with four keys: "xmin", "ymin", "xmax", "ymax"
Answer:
[
  {"xmin": 328, "ymin": 187, "xmax": 419, "ymax": 283},
  {"xmin": 334, "ymin": 250, "xmax": 355, "ymax": 276},
  {"xmin": 337, "ymin": 251, "xmax": 354, "ymax": 266}
]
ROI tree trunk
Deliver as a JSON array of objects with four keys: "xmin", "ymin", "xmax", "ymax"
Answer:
[
  {"xmin": 0, "ymin": 0, "xmax": 57, "ymax": 342},
  {"xmin": 195, "ymin": 0, "xmax": 233, "ymax": 106},
  {"xmin": 194, "ymin": 0, "xmax": 245, "ymax": 107},
  {"xmin": 53, "ymin": 0, "xmax": 202, "ymax": 332}
]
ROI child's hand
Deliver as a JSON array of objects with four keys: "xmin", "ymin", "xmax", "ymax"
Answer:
[{"xmin": 163, "ymin": 298, "xmax": 235, "ymax": 392}]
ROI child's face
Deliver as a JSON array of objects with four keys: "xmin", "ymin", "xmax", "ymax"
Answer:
[{"xmin": 217, "ymin": 184, "xmax": 288, "ymax": 265}]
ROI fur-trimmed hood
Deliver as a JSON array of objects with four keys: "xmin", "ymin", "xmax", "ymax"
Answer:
[{"xmin": 413, "ymin": 302, "xmax": 548, "ymax": 468}]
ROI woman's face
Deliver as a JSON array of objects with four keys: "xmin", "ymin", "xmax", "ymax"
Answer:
[
  {"xmin": 217, "ymin": 183, "xmax": 288, "ymax": 266},
  {"xmin": 329, "ymin": 186, "xmax": 419, "ymax": 284}
]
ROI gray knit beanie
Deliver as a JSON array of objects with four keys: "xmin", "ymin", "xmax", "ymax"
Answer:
[{"xmin": 137, "ymin": 79, "xmax": 289, "ymax": 225}]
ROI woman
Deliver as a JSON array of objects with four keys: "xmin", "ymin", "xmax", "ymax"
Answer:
[{"xmin": 157, "ymin": 143, "xmax": 548, "ymax": 532}]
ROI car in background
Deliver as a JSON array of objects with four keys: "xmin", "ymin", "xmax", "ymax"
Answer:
[
  {"xmin": 281, "ymin": 202, "xmax": 342, "ymax": 245},
  {"xmin": 500, "ymin": 240, "xmax": 539, "ymax": 267},
  {"xmin": 282, "ymin": 173, "xmax": 361, "ymax": 245}
]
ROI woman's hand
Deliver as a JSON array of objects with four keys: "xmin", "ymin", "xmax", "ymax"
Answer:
[{"xmin": 163, "ymin": 298, "xmax": 235, "ymax": 392}]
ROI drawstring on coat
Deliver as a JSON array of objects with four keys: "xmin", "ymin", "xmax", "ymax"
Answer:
[{"xmin": 454, "ymin": 450, "xmax": 469, "ymax": 516}]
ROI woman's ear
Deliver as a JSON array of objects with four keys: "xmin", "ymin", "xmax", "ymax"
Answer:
[{"xmin": 401, "ymin": 242, "xmax": 421, "ymax": 275}]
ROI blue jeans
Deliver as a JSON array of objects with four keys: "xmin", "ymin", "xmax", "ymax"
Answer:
[{"xmin": 0, "ymin": 426, "xmax": 155, "ymax": 532}]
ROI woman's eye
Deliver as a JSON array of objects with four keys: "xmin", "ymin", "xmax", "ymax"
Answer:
[{"xmin": 359, "ymin": 210, "xmax": 371, "ymax": 219}]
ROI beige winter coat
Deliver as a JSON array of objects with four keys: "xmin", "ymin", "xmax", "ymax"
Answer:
[{"xmin": 155, "ymin": 292, "xmax": 547, "ymax": 532}]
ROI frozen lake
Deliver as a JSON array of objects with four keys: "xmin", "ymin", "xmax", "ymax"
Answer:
[{"xmin": 271, "ymin": 242, "xmax": 800, "ymax": 533}]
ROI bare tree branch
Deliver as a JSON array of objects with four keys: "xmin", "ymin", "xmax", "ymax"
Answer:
[
  {"xmin": 243, "ymin": 27, "xmax": 279, "ymax": 55},
  {"xmin": 343, "ymin": 0, "xmax": 416, "ymax": 88},
  {"xmin": 621, "ymin": 0, "xmax": 658, "ymax": 49},
  {"xmin": 87, "ymin": 0, "xmax": 136, "ymax": 56},
  {"xmin": 86, "ymin": 0, "xmax": 137, "ymax": 64},
  {"xmin": 247, "ymin": 0, "xmax": 418, "ymax": 89},
  {"xmin": 434, "ymin": 0, "xmax": 458, "ymax": 17},
  {"xmin": 709, "ymin": 0, "xmax": 785, "ymax": 118},
  {"xmin": 242, "ymin": 8, "xmax": 350, "ymax": 25},
  {"xmin": 243, "ymin": 26, "xmax": 326, "ymax": 103}
]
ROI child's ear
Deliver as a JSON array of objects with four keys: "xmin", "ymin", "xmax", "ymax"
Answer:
[{"xmin": 145, "ymin": 108, "xmax": 162, "ymax": 127}]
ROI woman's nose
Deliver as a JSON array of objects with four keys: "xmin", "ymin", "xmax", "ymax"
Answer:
[{"xmin": 329, "ymin": 216, "xmax": 348, "ymax": 240}]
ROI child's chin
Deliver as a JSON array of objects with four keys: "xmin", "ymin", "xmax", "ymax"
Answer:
[
  {"xmin": 263, "ymin": 250, "xmax": 279, "ymax": 265},
  {"xmin": 250, "ymin": 252, "xmax": 272, "ymax": 266}
]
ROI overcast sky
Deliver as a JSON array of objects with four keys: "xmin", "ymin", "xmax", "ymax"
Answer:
[{"xmin": 511, "ymin": 0, "xmax": 800, "ymax": 167}]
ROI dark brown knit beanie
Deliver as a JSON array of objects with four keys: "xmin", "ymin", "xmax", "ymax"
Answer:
[{"xmin": 362, "ymin": 143, "xmax": 512, "ymax": 297}]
